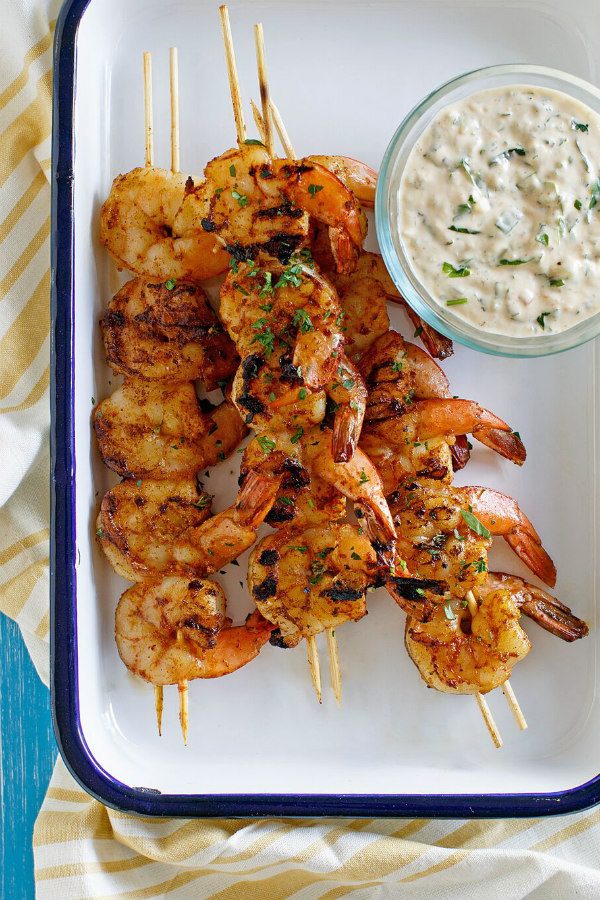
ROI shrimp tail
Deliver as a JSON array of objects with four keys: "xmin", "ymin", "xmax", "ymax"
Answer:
[
  {"xmin": 354, "ymin": 502, "xmax": 396, "ymax": 567},
  {"xmin": 401, "ymin": 303, "xmax": 454, "ymax": 360},
  {"xmin": 234, "ymin": 470, "xmax": 281, "ymax": 529},
  {"xmin": 385, "ymin": 575, "xmax": 447, "ymax": 620},
  {"xmin": 450, "ymin": 434, "xmax": 471, "ymax": 471},
  {"xmin": 473, "ymin": 426, "xmax": 526, "ymax": 465},
  {"xmin": 332, "ymin": 404, "xmax": 362, "ymax": 462},
  {"xmin": 505, "ymin": 533, "xmax": 557, "ymax": 588},
  {"xmin": 487, "ymin": 573, "xmax": 588, "ymax": 642}
]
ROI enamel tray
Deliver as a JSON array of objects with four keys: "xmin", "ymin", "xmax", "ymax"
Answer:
[{"xmin": 51, "ymin": 0, "xmax": 600, "ymax": 817}]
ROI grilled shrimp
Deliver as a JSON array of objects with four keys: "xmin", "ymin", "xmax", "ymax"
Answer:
[
  {"xmin": 323, "ymin": 251, "xmax": 453, "ymax": 360},
  {"xmin": 306, "ymin": 156, "xmax": 377, "ymax": 208},
  {"xmin": 93, "ymin": 381, "xmax": 246, "ymax": 479},
  {"xmin": 101, "ymin": 277, "xmax": 238, "ymax": 388},
  {"xmin": 387, "ymin": 479, "xmax": 556, "ymax": 608},
  {"xmin": 194, "ymin": 145, "xmax": 367, "ymax": 272},
  {"xmin": 97, "ymin": 470, "xmax": 279, "ymax": 581},
  {"xmin": 405, "ymin": 587, "xmax": 531, "ymax": 695},
  {"xmin": 479, "ymin": 573, "xmax": 588, "ymax": 642},
  {"xmin": 360, "ymin": 395, "xmax": 525, "ymax": 495},
  {"xmin": 100, "ymin": 167, "xmax": 229, "ymax": 280},
  {"xmin": 115, "ymin": 577, "xmax": 273, "ymax": 685},
  {"xmin": 357, "ymin": 331, "xmax": 526, "ymax": 491},
  {"xmin": 220, "ymin": 258, "xmax": 367, "ymax": 461},
  {"xmin": 248, "ymin": 523, "xmax": 378, "ymax": 647}
]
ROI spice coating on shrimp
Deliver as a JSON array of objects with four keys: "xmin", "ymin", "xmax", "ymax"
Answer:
[
  {"xmin": 100, "ymin": 166, "xmax": 229, "ymax": 280},
  {"xmin": 101, "ymin": 277, "xmax": 238, "ymax": 387}
]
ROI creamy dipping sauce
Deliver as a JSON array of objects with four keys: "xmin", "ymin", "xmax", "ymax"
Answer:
[{"xmin": 398, "ymin": 85, "xmax": 600, "ymax": 336}]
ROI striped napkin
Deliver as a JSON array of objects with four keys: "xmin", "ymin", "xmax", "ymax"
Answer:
[{"xmin": 2, "ymin": 2, "xmax": 600, "ymax": 897}]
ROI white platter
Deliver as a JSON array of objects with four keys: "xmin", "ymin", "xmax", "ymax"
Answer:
[{"xmin": 57, "ymin": 0, "xmax": 600, "ymax": 808}]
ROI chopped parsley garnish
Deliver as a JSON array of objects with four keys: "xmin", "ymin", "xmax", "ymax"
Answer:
[
  {"xmin": 536, "ymin": 231, "xmax": 549, "ymax": 247},
  {"xmin": 244, "ymin": 138, "xmax": 265, "ymax": 146},
  {"xmin": 275, "ymin": 263, "xmax": 303, "ymax": 289},
  {"xmin": 252, "ymin": 327, "xmax": 275, "ymax": 355},
  {"xmin": 279, "ymin": 496, "xmax": 294, "ymax": 505},
  {"xmin": 446, "ymin": 298, "xmax": 468, "ymax": 306},
  {"xmin": 194, "ymin": 495, "xmax": 212, "ymax": 509},
  {"xmin": 256, "ymin": 435, "xmax": 276, "ymax": 454},
  {"xmin": 455, "ymin": 194, "xmax": 476, "ymax": 217},
  {"xmin": 136, "ymin": 479, "xmax": 142, "ymax": 488},
  {"xmin": 536, "ymin": 311, "xmax": 552, "ymax": 329},
  {"xmin": 442, "ymin": 261, "xmax": 471, "ymax": 278},
  {"xmin": 229, "ymin": 257, "xmax": 239, "ymax": 273},
  {"xmin": 549, "ymin": 278, "xmax": 565, "ymax": 287},
  {"xmin": 572, "ymin": 121, "xmax": 589, "ymax": 132},
  {"xmin": 96, "ymin": 528, "xmax": 104, "ymax": 538},
  {"xmin": 359, "ymin": 470, "xmax": 369, "ymax": 484},
  {"xmin": 391, "ymin": 359, "xmax": 404, "ymax": 373},
  {"xmin": 233, "ymin": 281, "xmax": 249, "ymax": 296},
  {"xmin": 475, "ymin": 557, "xmax": 488, "ymax": 573},
  {"xmin": 229, "ymin": 164, "xmax": 236, "ymax": 177},
  {"xmin": 290, "ymin": 427, "xmax": 304, "ymax": 444},
  {"xmin": 574, "ymin": 199, "xmax": 583, "ymax": 211},
  {"xmin": 489, "ymin": 147, "xmax": 526, "ymax": 166},
  {"xmin": 299, "ymin": 388, "xmax": 307, "ymax": 400},
  {"xmin": 308, "ymin": 184, "xmax": 324, "ymax": 197},
  {"xmin": 590, "ymin": 178, "xmax": 600, "ymax": 210},
  {"xmin": 290, "ymin": 545, "xmax": 308, "ymax": 553},
  {"xmin": 164, "ymin": 278, "xmax": 176, "ymax": 290},
  {"xmin": 448, "ymin": 225, "xmax": 480, "ymax": 235},
  {"xmin": 232, "ymin": 189, "xmax": 248, "ymax": 207},
  {"xmin": 350, "ymin": 552, "xmax": 362, "ymax": 561},
  {"xmin": 498, "ymin": 257, "xmax": 536, "ymax": 266},
  {"xmin": 342, "ymin": 378, "xmax": 354, "ymax": 390},
  {"xmin": 292, "ymin": 308, "xmax": 314, "ymax": 333},
  {"xmin": 259, "ymin": 272, "xmax": 274, "ymax": 298},
  {"xmin": 460, "ymin": 507, "xmax": 491, "ymax": 539}
]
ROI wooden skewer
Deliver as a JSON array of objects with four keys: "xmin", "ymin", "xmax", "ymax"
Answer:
[
  {"xmin": 269, "ymin": 98, "xmax": 296, "ymax": 159},
  {"xmin": 178, "ymin": 681, "xmax": 189, "ymax": 745},
  {"xmin": 253, "ymin": 24, "xmax": 274, "ymax": 156},
  {"xmin": 169, "ymin": 47, "xmax": 180, "ymax": 174},
  {"xmin": 475, "ymin": 692, "xmax": 503, "ymax": 749},
  {"xmin": 219, "ymin": 5, "xmax": 247, "ymax": 145},
  {"xmin": 465, "ymin": 590, "xmax": 503, "ymax": 747},
  {"xmin": 306, "ymin": 635, "xmax": 322, "ymax": 703},
  {"xmin": 154, "ymin": 685, "xmax": 163, "ymax": 736},
  {"xmin": 251, "ymin": 98, "xmax": 267, "ymax": 144},
  {"xmin": 503, "ymin": 679, "xmax": 528, "ymax": 731},
  {"xmin": 326, "ymin": 628, "xmax": 342, "ymax": 706},
  {"xmin": 143, "ymin": 51, "xmax": 154, "ymax": 167}
]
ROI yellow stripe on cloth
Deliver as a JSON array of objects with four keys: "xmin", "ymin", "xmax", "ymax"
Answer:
[{"xmin": 0, "ymin": 24, "xmax": 55, "ymax": 110}]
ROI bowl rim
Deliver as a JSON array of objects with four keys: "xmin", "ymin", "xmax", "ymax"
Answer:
[{"xmin": 375, "ymin": 63, "xmax": 600, "ymax": 358}]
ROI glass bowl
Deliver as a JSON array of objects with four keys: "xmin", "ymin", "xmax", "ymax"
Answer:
[{"xmin": 375, "ymin": 64, "xmax": 600, "ymax": 357}]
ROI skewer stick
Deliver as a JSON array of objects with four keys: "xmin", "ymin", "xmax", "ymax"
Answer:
[
  {"xmin": 465, "ymin": 590, "xmax": 503, "ymax": 747},
  {"xmin": 306, "ymin": 635, "xmax": 322, "ymax": 703},
  {"xmin": 253, "ymin": 85, "xmax": 345, "ymax": 706},
  {"xmin": 154, "ymin": 686, "xmax": 163, "ymax": 736},
  {"xmin": 143, "ymin": 51, "xmax": 154, "ymax": 167},
  {"xmin": 178, "ymin": 681, "xmax": 189, "ymax": 745},
  {"xmin": 503, "ymin": 680, "xmax": 528, "ymax": 730},
  {"xmin": 475, "ymin": 692, "xmax": 503, "ymax": 749},
  {"xmin": 219, "ymin": 5, "xmax": 247, "ymax": 145},
  {"xmin": 269, "ymin": 99, "xmax": 296, "ymax": 158},
  {"xmin": 253, "ymin": 24, "xmax": 274, "ymax": 156},
  {"xmin": 169, "ymin": 47, "xmax": 180, "ymax": 174},
  {"xmin": 465, "ymin": 590, "xmax": 527, "ymax": 732},
  {"xmin": 326, "ymin": 629, "xmax": 342, "ymax": 706}
]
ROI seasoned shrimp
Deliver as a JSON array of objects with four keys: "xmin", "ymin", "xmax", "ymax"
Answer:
[
  {"xmin": 323, "ymin": 251, "xmax": 453, "ymax": 360},
  {"xmin": 306, "ymin": 156, "xmax": 377, "ymax": 207},
  {"xmin": 100, "ymin": 167, "xmax": 229, "ymax": 280},
  {"xmin": 115, "ymin": 577, "xmax": 273, "ymax": 684},
  {"xmin": 93, "ymin": 381, "xmax": 246, "ymax": 479},
  {"xmin": 387, "ymin": 479, "xmax": 556, "ymax": 604},
  {"xmin": 480, "ymin": 573, "xmax": 588, "ymax": 642},
  {"xmin": 405, "ymin": 588, "xmax": 531, "ymax": 695},
  {"xmin": 360, "ymin": 395, "xmax": 525, "ymax": 495},
  {"xmin": 97, "ymin": 470, "xmax": 279, "ymax": 581},
  {"xmin": 194, "ymin": 145, "xmax": 367, "ymax": 272},
  {"xmin": 101, "ymin": 277, "xmax": 238, "ymax": 388},
  {"xmin": 248, "ymin": 523, "xmax": 378, "ymax": 647},
  {"xmin": 220, "ymin": 258, "xmax": 367, "ymax": 461}
]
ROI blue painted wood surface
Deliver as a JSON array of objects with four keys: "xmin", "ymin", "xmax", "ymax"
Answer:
[{"xmin": 0, "ymin": 613, "xmax": 57, "ymax": 900}]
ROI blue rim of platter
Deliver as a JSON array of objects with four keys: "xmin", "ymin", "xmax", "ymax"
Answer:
[{"xmin": 51, "ymin": 0, "xmax": 600, "ymax": 817}]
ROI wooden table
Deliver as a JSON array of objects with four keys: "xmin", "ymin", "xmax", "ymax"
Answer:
[{"xmin": 0, "ymin": 614, "xmax": 57, "ymax": 900}]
